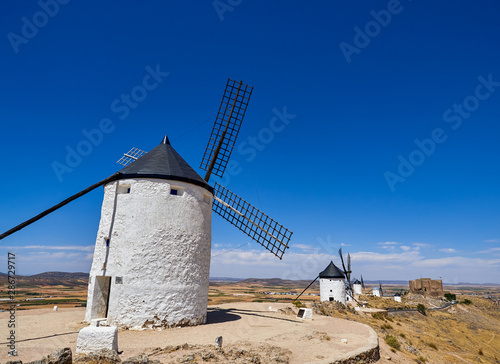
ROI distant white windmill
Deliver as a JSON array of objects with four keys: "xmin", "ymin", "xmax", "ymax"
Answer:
[
  {"xmin": 319, "ymin": 261, "xmax": 346, "ymax": 304},
  {"xmin": 352, "ymin": 278, "xmax": 363, "ymax": 295}
]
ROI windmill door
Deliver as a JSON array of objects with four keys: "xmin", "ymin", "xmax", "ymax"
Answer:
[{"xmin": 91, "ymin": 276, "xmax": 112, "ymax": 319}]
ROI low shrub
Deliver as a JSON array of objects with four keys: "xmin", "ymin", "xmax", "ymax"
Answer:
[
  {"xmin": 384, "ymin": 335, "xmax": 401, "ymax": 350},
  {"xmin": 417, "ymin": 304, "xmax": 426, "ymax": 316},
  {"xmin": 293, "ymin": 300, "xmax": 305, "ymax": 308},
  {"xmin": 427, "ymin": 342, "xmax": 438, "ymax": 350},
  {"xmin": 444, "ymin": 292, "xmax": 456, "ymax": 301}
]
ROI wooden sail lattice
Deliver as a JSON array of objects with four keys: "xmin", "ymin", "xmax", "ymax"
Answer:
[
  {"xmin": 212, "ymin": 182, "xmax": 292, "ymax": 259},
  {"xmin": 200, "ymin": 79, "xmax": 253, "ymax": 180}
]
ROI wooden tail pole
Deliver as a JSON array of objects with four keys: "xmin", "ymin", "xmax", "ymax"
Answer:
[
  {"xmin": 0, "ymin": 173, "xmax": 121, "ymax": 241},
  {"xmin": 293, "ymin": 276, "xmax": 319, "ymax": 302}
]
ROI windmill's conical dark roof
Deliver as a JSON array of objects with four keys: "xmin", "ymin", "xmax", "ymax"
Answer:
[
  {"xmin": 319, "ymin": 261, "xmax": 345, "ymax": 279},
  {"xmin": 116, "ymin": 135, "xmax": 213, "ymax": 193},
  {"xmin": 353, "ymin": 279, "xmax": 361, "ymax": 285}
]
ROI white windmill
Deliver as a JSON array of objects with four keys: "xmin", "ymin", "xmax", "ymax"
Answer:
[
  {"xmin": 372, "ymin": 285, "xmax": 381, "ymax": 297},
  {"xmin": 294, "ymin": 248, "xmax": 357, "ymax": 306},
  {"xmin": 352, "ymin": 278, "xmax": 363, "ymax": 295},
  {"xmin": 0, "ymin": 79, "xmax": 293, "ymax": 329},
  {"xmin": 319, "ymin": 261, "xmax": 346, "ymax": 304}
]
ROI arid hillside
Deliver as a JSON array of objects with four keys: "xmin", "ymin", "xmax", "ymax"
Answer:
[{"xmin": 312, "ymin": 294, "xmax": 500, "ymax": 363}]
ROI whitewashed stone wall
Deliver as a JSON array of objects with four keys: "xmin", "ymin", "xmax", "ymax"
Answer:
[
  {"xmin": 85, "ymin": 178, "xmax": 212, "ymax": 329},
  {"xmin": 319, "ymin": 278, "xmax": 346, "ymax": 305},
  {"xmin": 353, "ymin": 283, "xmax": 362, "ymax": 295}
]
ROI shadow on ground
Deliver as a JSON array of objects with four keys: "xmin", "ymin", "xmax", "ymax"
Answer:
[
  {"xmin": 206, "ymin": 307, "xmax": 301, "ymax": 325},
  {"xmin": 206, "ymin": 308, "xmax": 242, "ymax": 324}
]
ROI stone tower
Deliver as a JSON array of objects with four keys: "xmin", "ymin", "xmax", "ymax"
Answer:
[
  {"xmin": 319, "ymin": 261, "xmax": 346, "ymax": 305},
  {"xmin": 352, "ymin": 279, "xmax": 362, "ymax": 295},
  {"xmin": 85, "ymin": 136, "xmax": 213, "ymax": 329}
]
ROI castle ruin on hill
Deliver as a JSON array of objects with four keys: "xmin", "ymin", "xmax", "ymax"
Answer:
[{"xmin": 409, "ymin": 278, "xmax": 444, "ymax": 297}]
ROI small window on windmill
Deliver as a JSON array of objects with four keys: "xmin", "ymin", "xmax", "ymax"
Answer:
[
  {"xmin": 104, "ymin": 237, "xmax": 110, "ymax": 247},
  {"xmin": 115, "ymin": 277, "xmax": 123, "ymax": 284},
  {"xmin": 117, "ymin": 184, "xmax": 131, "ymax": 194},
  {"xmin": 203, "ymin": 193, "xmax": 211, "ymax": 204},
  {"xmin": 170, "ymin": 186, "xmax": 184, "ymax": 196}
]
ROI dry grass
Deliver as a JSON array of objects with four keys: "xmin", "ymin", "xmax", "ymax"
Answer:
[
  {"xmin": 384, "ymin": 334, "xmax": 401, "ymax": 350},
  {"xmin": 351, "ymin": 294, "xmax": 500, "ymax": 363}
]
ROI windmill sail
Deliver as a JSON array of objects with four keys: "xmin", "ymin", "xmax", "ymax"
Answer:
[
  {"xmin": 212, "ymin": 182, "xmax": 292, "ymax": 259},
  {"xmin": 117, "ymin": 147, "xmax": 147, "ymax": 167},
  {"xmin": 200, "ymin": 79, "xmax": 253, "ymax": 181},
  {"xmin": 347, "ymin": 253, "xmax": 352, "ymax": 284},
  {"xmin": 339, "ymin": 248, "xmax": 352, "ymax": 291}
]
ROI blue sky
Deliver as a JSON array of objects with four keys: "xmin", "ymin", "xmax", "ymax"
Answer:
[{"xmin": 1, "ymin": 1, "xmax": 499, "ymax": 283}]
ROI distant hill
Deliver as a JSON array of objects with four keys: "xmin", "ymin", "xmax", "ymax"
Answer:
[
  {"xmin": 0, "ymin": 273, "xmax": 497, "ymax": 287},
  {"xmin": 209, "ymin": 277, "xmax": 244, "ymax": 282},
  {"xmin": 30, "ymin": 272, "xmax": 89, "ymax": 279},
  {"xmin": 0, "ymin": 271, "xmax": 88, "ymax": 287}
]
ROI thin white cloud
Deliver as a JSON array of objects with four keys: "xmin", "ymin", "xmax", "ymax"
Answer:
[
  {"xmin": 22, "ymin": 251, "xmax": 87, "ymax": 261},
  {"xmin": 484, "ymin": 239, "xmax": 500, "ymax": 243},
  {"xmin": 476, "ymin": 247, "xmax": 500, "ymax": 254},
  {"xmin": 378, "ymin": 242, "xmax": 399, "ymax": 249},
  {"xmin": 378, "ymin": 242, "xmax": 399, "ymax": 246},
  {"xmin": 439, "ymin": 248, "xmax": 457, "ymax": 253},
  {"xmin": 414, "ymin": 256, "xmax": 500, "ymax": 268},
  {"xmin": 351, "ymin": 250, "xmax": 421, "ymax": 263},
  {"xmin": 293, "ymin": 244, "xmax": 318, "ymax": 251},
  {"xmin": 412, "ymin": 242, "xmax": 432, "ymax": 248},
  {"xmin": 400, "ymin": 245, "xmax": 411, "ymax": 251},
  {"xmin": 1, "ymin": 245, "xmax": 94, "ymax": 252}
]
